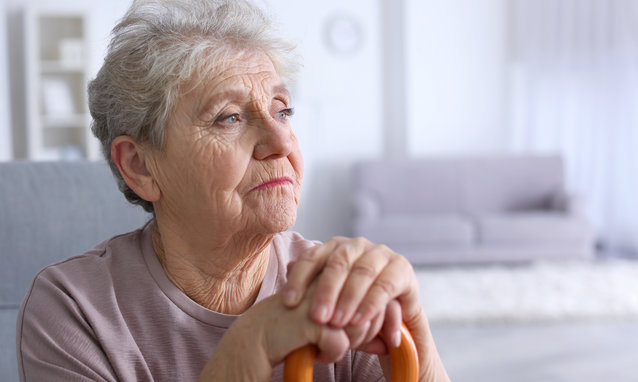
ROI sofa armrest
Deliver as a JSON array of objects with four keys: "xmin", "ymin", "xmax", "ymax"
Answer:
[
  {"xmin": 353, "ymin": 192, "xmax": 380, "ymax": 221},
  {"xmin": 550, "ymin": 190, "xmax": 587, "ymax": 216}
]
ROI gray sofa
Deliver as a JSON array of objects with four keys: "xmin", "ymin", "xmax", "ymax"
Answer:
[
  {"xmin": 0, "ymin": 161, "xmax": 151, "ymax": 381},
  {"xmin": 352, "ymin": 154, "xmax": 594, "ymax": 265}
]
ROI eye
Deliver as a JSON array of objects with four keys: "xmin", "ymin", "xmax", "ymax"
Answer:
[
  {"xmin": 275, "ymin": 107, "xmax": 295, "ymax": 121},
  {"xmin": 216, "ymin": 113, "xmax": 241, "ymax": 126}
]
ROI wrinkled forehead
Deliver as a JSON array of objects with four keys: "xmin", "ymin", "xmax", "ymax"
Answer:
[{"xmin": 184, "ymin": 49, "xmax": 284, "ymax": 97}]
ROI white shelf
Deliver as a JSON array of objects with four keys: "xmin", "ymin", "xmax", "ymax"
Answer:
[{"xmin": 22, "ymin": 6, "xmax": 99, "ymax": 161}]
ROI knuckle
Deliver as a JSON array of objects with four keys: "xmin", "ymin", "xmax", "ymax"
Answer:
[
  {"xmin": 354, "ymin": 236, "xmax": 370, "ymax": 246},
  {"xmin": 351, "ymin": 262, "xmax": 377, "ymax": 279},
  {"xmin": 325, "ymin": 253, "xmax": 351, "ymax": 273},
  {"xmin": 388, "ymin": 250, "xmax": 411, "ymax": 268},
  {"xmin": 328, "ymin": 236, "xmax": 348, "ymax": 247},
  {"xmin": 376, "ymin": 243, "xmax": 392, "ymax": 254},
  {"xmin": 399, "ymin": 257, "xmax": 416, "ymax": 277},
  {"xmin": 372, "ymin": 278, "xmax": 397, "ymax": 299},
  {"xmin": 394, "ymin": 253, "xmax": 411, "ymax": 266},
  {"xmin": 302, "ymin": 247, "xmax": 322, "ymax": 260},
  {"xmin": 357, "ymin": 299, "xmax": 382, "ymax": 318}
]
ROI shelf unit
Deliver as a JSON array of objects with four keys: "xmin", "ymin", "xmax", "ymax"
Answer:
[{"xmin": 23, "ymin": 6, "xmax": 99, "ymax": 160}]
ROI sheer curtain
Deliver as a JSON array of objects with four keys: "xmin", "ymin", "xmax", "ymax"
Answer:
[{"xmin": 510, "ymin": 0, "xmax": 638, "ymax": 253}]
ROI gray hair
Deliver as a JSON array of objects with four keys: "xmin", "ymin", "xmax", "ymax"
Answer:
[{"xmin": 88, "ymin": 0, "xmax": 299, "ymax": 212}]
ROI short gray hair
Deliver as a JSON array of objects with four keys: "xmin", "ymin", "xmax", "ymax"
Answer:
[{"xmin": 88, "ymin": 0, "xmax": 299, "ymax": 212}]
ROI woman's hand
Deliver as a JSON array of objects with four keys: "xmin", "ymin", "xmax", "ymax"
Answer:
[
  {"xmin": 198, "ymin": 283, "xmax": 351, "ymax": 382},
  {"xmin": 282, "ymin": 237, "xmax": 451, "ymax": 382},
  {"xmin": 282, "ymin": 237, "xmax": 419, "ymax": 349}
]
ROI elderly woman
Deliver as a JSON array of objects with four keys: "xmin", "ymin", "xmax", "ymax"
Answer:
[{"xmin": 17, "ymin": 1, "xmax": 449, "ymax": 381}]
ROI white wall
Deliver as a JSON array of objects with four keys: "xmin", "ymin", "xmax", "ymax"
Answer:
[
  {"xmin": 406, "ymin": 0, "xmax": 508, "ymax": 155},
  {"xmin": 0, "ymin": 0, "xmax": 11, "ymax": 160}
]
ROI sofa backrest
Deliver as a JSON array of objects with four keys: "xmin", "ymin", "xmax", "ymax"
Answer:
[
  {"xmin": 353, "ymin": 154, "xmax": 565, "ymax": 217},
  {"xmin": 0, "ymin": 160, "xmax": 151, "ymax": 381}
]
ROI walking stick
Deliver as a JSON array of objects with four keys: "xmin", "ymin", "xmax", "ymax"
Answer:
[{"xmin": 284, "ymin": 322, "xmax": 419, "ymax": 382}]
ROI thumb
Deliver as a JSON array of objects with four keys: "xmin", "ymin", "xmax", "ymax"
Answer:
[{"xmin": 314, "ymin": 325, "xmax": 350, "ymax": 363}]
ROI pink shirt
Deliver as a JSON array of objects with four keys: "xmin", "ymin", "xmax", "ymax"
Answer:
[{"xmin": 17, "ymin": 223, "xmax": 383, "ymax": 381}]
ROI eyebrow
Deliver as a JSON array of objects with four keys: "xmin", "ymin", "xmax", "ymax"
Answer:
[
  {"xmin": 205, "ymin": 84, "xmax": 289, "ymax": 105},
  {"xmin": 195, "ymin": 89, "xmax": 246, "ymax": 114},
  {"xmin": 196, "ymin": 83, "xmax": 291, "ymax": 116}
]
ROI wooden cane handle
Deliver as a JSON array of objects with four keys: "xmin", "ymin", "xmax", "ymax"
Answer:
[{"xmin": 283, "ymin": 322, "xmax": 419, "ymax": 382}]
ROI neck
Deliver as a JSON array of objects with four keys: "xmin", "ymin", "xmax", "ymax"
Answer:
[{"xmin": 151, "ymin": 220, "xmax": 273, "ymax": 314}]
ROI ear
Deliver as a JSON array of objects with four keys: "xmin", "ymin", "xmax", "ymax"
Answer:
[{"xmin": 111, "ymin": 136, "xmax": 161, "ymax": 204}]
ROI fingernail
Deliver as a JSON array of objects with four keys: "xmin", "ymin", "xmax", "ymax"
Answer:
[
  {"xmin": 284, "ymin": 289, "xmax": 297, "ymax": 305},
  {"xmin": 352, "ymin": 312, "xmax": 363, "ymax": 325},
  {"xmin": 392, "ymin": 330, "xmax": 401, "ymax": 348},
  {"xmin": 332, "ymin": 309, "xmax": 343, "ymax": 326},
  {"xmin": 314, "ymin": 305, "xmax": 329, "ymax": 323}
]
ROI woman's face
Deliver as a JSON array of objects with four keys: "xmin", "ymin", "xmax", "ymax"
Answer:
[{"xmin": 149, "ymin": 50, "xmax": 303, "ymax": 239}]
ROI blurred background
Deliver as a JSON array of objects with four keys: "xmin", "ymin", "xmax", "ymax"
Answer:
[
  {"xmin": 1, "ymin": 0, "xmax": 638, "ymax": 381},
  {"xmin": 2, "ymin": 0, "xmax": 638, "ymax": 252}
]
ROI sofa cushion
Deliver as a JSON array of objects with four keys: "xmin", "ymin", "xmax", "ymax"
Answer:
[
  {"xmin": 353, "ymin": 159, "xmax": 465, "ymax": 215},
  {"xmin": 463, "ymin": 155, "xmax": 565, "ymax": 213},
  {"xmin": 353, "ymin": 155, "xmax": 566, "ymax": 216},
  {"xmin": 476, "ymin": 213, "xmax": 592, "ymax": 246},
  {"xmin": 0, "ymin": 161, "xmax": 151, "ymax": 308},
  {"xmin": 354, "ymin": 215, "xmax": 474, "ymax": 247},
  {"xmin": 0, "ymin": 309, "xmax": 18, "ymax": 381}
]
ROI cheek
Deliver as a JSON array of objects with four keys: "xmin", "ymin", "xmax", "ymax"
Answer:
[{"xmin": 191, "ymin": 134, "xmax": 252, "ymax": 190}]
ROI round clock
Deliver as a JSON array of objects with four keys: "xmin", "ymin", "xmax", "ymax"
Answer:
[{"xmin": 323, "ymin": 14, "xmax": 364, "ymax": 56}]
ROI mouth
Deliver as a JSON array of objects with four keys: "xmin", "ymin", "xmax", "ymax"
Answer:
[{"xmin": 250, "ymin": 176, "xmax": 294, "ymax": 192}]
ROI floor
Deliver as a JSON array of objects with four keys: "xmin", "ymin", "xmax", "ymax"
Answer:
[{"xmin": 430, "ymin": 320, "xmax": 638, "ymax": 382}]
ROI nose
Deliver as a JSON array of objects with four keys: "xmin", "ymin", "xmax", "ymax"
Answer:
[{"xmin": 253, "ymin": 115, "xmax": 294, "ymax": 161}]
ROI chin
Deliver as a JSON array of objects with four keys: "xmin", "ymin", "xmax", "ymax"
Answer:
[{"xmin": 258, "ymin": 202, "xmax": 298, "ymax": 234}]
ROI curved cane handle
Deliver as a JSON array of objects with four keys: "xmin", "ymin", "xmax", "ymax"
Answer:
[{"xmin": 283, "ymin": 322, "xmax": 419, "ymax": 382}]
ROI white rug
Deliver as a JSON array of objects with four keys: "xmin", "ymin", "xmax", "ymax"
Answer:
[{"xmin": 415, "ymin": 259, "xmax": 638, "ymax": 323}]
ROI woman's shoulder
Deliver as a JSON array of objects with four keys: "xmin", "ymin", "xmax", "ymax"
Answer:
[
  {"xmin": 34, "ymin": 227, "xmax": 146, "ymax": 280},
  {"xmin": 21, "ymin": 225, "xmax": 151, "ymax": 314},
  {"xmin": 17, "ymin": 225, "xmax": 156, "ymax": 381}
]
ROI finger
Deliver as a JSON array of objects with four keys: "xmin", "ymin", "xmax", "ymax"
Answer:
[
  {"xmin": 285, "ymin": 260, "xmax": 296, "ymax": 276},
  {"xmin": 381, "ymin": 299, "xmax": 402, "ymax": 349},
  {"xmin": 344, "ymin": 310, "xmax": 384, "ymax": 351},
  {"xmin": 309, "ymin": 238, "xmax": 368, "ymax": 323},
  {"xmin": 268, "ymin": 281, "xmax": 350, "ymax": 364},
  {"xmin": 330, "ymin": 245, "xmax": 391, "ymax": 328},
  {"xmin": 365, "ymin": 308, "xmax": 386, "ymax": 344},
  {"xmin": 351, "ymin": 301, "xmax": 401, "ymax": 355},
  {"xmin": 315, "ymin": 325, "xmax": 350, "ymax": 363},
  {"xmin": 282, "ymin": 240, "xmax": 339, "ymax": 307},
  {"xmin": 353, "ymin": 309, "xmax": 390, "ymax": 355},
  {"xmin": 343, "ymin": 319, "xmax": 371, "ymax": 350},
  {"xmin": 358, "ymin": 337, "xmax": 387, "ymax": 355},
  {"xmin": 351, "ymin": 255, "xmax": 417, "ymax": 327}
]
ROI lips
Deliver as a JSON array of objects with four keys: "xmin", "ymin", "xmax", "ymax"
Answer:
[{"xmin": 250, "ymin": 177, "xmax": 294, "ymax": 192}]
